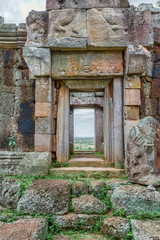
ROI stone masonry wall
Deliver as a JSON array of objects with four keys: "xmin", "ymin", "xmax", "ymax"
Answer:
[
  {"xmin": 0, "ymin": 48, "xmax": 35, "ymax": 151},
  {"xmin": 140, "ymin": 45, "xmax": 160, "ymax": 122}
]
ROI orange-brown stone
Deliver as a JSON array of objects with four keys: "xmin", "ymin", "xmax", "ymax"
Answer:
[{"xmin": 125, "ymin": 89, "xmax": 141, "ymax": 106}]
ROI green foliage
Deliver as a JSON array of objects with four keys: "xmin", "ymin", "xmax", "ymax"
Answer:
[
  {"xmin": 127, "ymin": 211, "xmax": 160, "ymax": 220},
  {"xmin": 157, "ymin": 1, "xmax": 160, "ymax": 7},
  {"xmin": 52, "ymin": 161, "xmax": 69, "ymax": 168},
  {"xmin": 120, "ymin": 164, "xmax": 125, "ymax": 169},
  {"xmin": 95, "ymin": 151, "xmax": 104, "ymax": 159},
  {"xmin": 9, "ymin": 136, "xmax": 16, "ymax": 152},
  {"xmin": 113, "ymin": 208, "xmax": 126, "ymax": 217}
]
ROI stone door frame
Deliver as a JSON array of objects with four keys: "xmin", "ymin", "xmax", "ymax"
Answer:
[{"xmin": 56, "ymin": 78, "xmax": 124, "ymax": 167}]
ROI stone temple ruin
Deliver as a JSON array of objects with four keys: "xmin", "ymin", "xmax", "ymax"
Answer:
[{"xmin": 0, "ymin": 1, "xmax": 160, "ymax": 239}]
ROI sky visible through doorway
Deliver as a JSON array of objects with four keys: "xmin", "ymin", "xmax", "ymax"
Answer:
[{"xmin": 74, "ymin": 109, "xmax": 95, "ymax": 138}]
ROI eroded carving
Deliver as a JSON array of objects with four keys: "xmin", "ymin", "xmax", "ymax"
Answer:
[
  {"xmin": 26, "ymin": 10, "xmax": 48, "ymax": 46},
  {"xmin": 127, "ymin": 116, "xmax": 160, "ymax": 186},
  {"xmin": 52, "ymin": 51, "xmax": 123, "ymax": 78}
]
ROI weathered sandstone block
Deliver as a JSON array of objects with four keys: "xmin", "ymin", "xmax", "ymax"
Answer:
[
  {"xmin": 72, "ymin": 195, "xmax": 107, "ymax": 214},
  {"xmin": 131, "ymin": 219, "xmax": 160, "ymax": 240},
  {"xmin": 53, "ymin": 213, "xmax": 101, "ymax": 230},
  {"xmin": 23, "ymin": 47, "xmax": 50, "ymax": 77},
  {"xmin": 0, "ymin": 218, "xmax": 47, "ymax": 240},
  {"xmin": 127, "ymin": 116, "xmax": 160, "ymax": 186},
  {"xmin": 105, "ymin": 179, "xmax": 128, "ymax": 190},
  {"xmin": 111, "ymin": 185, "xmax": 160, "ymax": 216},
  {"xmin": 48, "ymin": 9, "xmax": 87, "ymax": 48},
  {"xmin": 102, "ymin": 217, "xmax": 130, "ymax": 239},
  {"xmin": 125, "ymin": 89, "xmax": 141, "ymax": 106},
  {"xmin": 46, "ymin": 0, "xmax": 130, "ymax": 10},
  {"xmin": 17, "ymin": 179, "xmax": 71, "ymax": 215},
  {"xmin": 18, "ymin": 152, "xmax": 52, "ymax": 176},
  {"xmin": 0, "ymin": 178, "xmax": 20, "ymax": 210},
  {"xmin": 125, "ymin": 45, "xmax": 152, "ymax": 75},
  {"xmin": 0, "ymin": 152, "xmax": 52, "ymax": 176}
]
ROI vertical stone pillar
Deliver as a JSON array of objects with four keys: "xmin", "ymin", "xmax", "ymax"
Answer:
[
  {"xmin": 35, "ymin": 77, "xmax": 54, "ymax": 152},
  {"xmin": 113, "ymin": 77, "xmax": 124, "ymax": 168},
  {"xmin": 69, "ymin": 107, "xmax": 74, "ymax": 155},
  {"xmin": 23, "ymin": 47, "xmax": 53, "ymax": 152},
  {"xmin": 95, "ymin": 107, "xmax": 103, "ymax": 152},
  {"xmin": 57, "ymin": 82, "xmax": 70, "ymax": 162},
  {"xmin": 104, "ymin": 86, "xmax": 112, "ymax": 162}
]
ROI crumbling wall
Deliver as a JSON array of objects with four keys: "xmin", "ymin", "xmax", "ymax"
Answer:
[{"xmin": 0, "ymin": 19, "xmax": 35, "ymax": 151}]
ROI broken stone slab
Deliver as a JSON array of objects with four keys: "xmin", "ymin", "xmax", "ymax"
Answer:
[
  {"xmin": 125, "ymin": 45, "xmax": 152, "ymax": 75},
  {"xmin": 72, "ymin": 181, "xmax": 88, "ymax": 197},
  {"xmin": 101, "ymin": 217, "xmax": 130, "ymax": 239},
  {"xmin": 88, "ymin": 180, "xmax": 105, "ymax": 199},
  {"xmin": 0, "ymin": 152, "xmax": 52, "ymax": 177},
  {"xmin": 111, "ymin": 185, "xmax": 160, "ymax": 216},
  {"xmin": 0, "ymin": 178, "xmax": 20, "ymax": 210},
  {"xmin": 53, "ymin": 213, "xmax": 101, "ymax": 230},
  {"xmin": 17, "ymin": 179, "xmax": 71, "ymax": 215},
  {"xmin": 48, "ymin": 37, "xmax": 87, "ymax": 50},
  {"xmin": 46, "ymin": 0, "xmax": 130, "ymax": 10},
  {"xmin": 23, "ymin": 47, "xmax": 51, "ymax": 77},
  {"xmin": 18, "ymin": 152, "xmax": 52, "ymax": 176},
  {"xmin": 131, "ymin": 219, "xmax": 160, "ymax": 240},
  {"xmin": 72, "ymin": 195, "xmax": 107, "ymax": 214},
  {"xmin": 126, "ymin": 116, "xmax": 160, "ymax": 186},
  {"xmin": 0, "ymin": 218, "xmax": 47, "ymax": 240}
]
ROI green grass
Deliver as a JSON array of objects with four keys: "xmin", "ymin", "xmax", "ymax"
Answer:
[{"xmin": 74, "ymin": 137, "xmax": 95, "ymax": 151}]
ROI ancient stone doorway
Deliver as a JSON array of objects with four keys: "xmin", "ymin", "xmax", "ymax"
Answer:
[{"xmin": 56, "ymin": 78, "xmax": 124, "ymax": 167}]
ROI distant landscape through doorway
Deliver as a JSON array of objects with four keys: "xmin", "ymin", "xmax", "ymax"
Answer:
[{"xmin": 74, "ymin": 109, "xmax": 95, "ymax": 152}]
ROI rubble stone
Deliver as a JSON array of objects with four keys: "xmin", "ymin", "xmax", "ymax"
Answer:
[
  {"xmin": 111, "ymin": 185, "xmax": 160, "ymax": 216},
  {"xmin": 72, "ymin": 195, "xmax": 107, "ymax": 214},
  {"xmin": 17, "ymin": 179, "xmax": 71, "ymax": 215},
  {"xmin": 102, "ymin": 217, "xmax": 130, "ymax": 239}
]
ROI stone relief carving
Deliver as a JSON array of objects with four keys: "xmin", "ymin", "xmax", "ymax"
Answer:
[
  {"xmin": 52, "ymin": 51, "xmax": 123, "ymax": 77},
  {"xmin": 26, "ymin": 10, "xmax": 48, "ymax": 46},
  {"xmin": 48, "ymin": 9, "xmax": 86, "ymax": 40},
  {"xmin": 127, "ymin": 116, "xmax": 160, "ymax": 186}
]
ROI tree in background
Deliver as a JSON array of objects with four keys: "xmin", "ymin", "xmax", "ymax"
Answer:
[{"xmin": 157, "ymin": 1, "xmax": 160, "ymax": 7}]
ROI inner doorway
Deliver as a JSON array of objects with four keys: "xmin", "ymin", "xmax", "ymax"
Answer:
[{"xmin": 74, "ymin": 109, "xmax": 95, "ymax": 153}]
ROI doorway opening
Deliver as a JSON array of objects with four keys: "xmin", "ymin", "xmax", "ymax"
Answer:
[{"xmin": 74, "ymin": 109, "xmax": 95, "ymax": 153}]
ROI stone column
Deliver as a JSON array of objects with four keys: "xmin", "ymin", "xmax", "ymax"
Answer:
[
  {"xmin": 35, "ymin": 77, "xmax": 54, "ymax": 152},
  {"xmin": 113, "ymin": 77, "xmax": 124, "ymax": 168},
  {"xmin": 69, "ymin": 107, "xmax": 74, "ymax": 155},
  {"xmin": 57, "ymin": 82, "xmax": 70, "ymax": 162},
  {"xmin": 95, "ymin": 107, "xmax": 103, "ymax": 152},
  {"xmin": 104, "ymin": 86, "xmax": 112, "ymax": 162}
]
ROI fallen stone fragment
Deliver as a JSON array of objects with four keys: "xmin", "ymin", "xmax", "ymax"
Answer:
[
  {"xmin": 102, "ymin": 217, "xmax": 130, "ymax": 239},
  {"xmin": 111, "ymin": 185, "xmax": 160, "ymax": 216},
  {"xmin": 53, "ymin": 213, "xmax": 101, "ymax": 230},
  {"xmin": 131, "ymin": 219, "xmax": 160, "ymax": 240},
  {"xmin": 17, "ymin": 179, "xmax": 70, "ymax": 215},
  {"xmin": 72, "ymin": 195, "xmax": 107, "ymax": 214},
  {"xmin": 0, "ymin": 218, "xmax": 47, "ymax": 240},
  {"xmin": 72, "ymin": 181, "xmax": 88, "ymax": 197},
  {"xmin": 0, "ymin": 177, "xmax": 20, "ymax": 209}
]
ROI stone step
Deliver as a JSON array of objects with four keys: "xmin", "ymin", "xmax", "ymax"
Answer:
[
  {"xmin": 49, "ymin": 167, "xmax": 125, "ymax": 179},
  {"xmin": 68, "ymin": 158, "xmax": 106, "ymax": 167}
]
